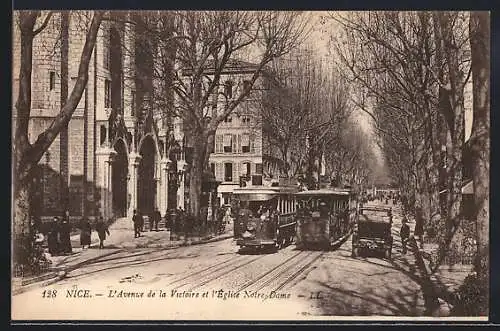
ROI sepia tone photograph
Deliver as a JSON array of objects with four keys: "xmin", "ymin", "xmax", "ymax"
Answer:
[{"xmin": 11, "ymin": 10, "xmax": 490, "ymax": 321}]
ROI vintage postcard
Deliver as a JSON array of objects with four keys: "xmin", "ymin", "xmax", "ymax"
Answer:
[{"xmin": 11, "ymin": 10, "xmax": 490, "ymax": 321}]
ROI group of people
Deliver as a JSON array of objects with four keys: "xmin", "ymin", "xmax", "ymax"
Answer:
[
  {"xmin": 34, "ymin": 211, "xmax": 111, "ymax": 256},
  {"xmin": 45, "ymin": 210, "xmax": 73, "ymax": 256},
  {"xmin": 79, "ymin": 216, "xmax": 110, "ymax": 249},
  {"xmin": 132, "ymin": 207, "xmax": 186, "ymax": 238}
]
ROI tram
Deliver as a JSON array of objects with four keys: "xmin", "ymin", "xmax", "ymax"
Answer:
[
  {"xmin": 233, "ymin": 182, "xmax": 299, "ymax": 251},
  {"xmin": 295, "ymin": 187, "xmax": 358, "ymax": 250}
]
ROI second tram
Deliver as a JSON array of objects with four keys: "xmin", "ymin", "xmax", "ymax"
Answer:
[
  {"xmin": 233, "ymin": 184, "xmax": 299, "ymax": 251},
  {"xmin": 295, "ymin": 188, "xmax": 358, "ymax": 250}
]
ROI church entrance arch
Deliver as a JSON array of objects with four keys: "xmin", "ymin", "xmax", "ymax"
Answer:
[
  {"xmin": 112, "ymin": 139, "xmax": 128, "ymax": 217},
  {"xmin": 138, "ymin": 135, "xmax": 157, "ymax": 216}
]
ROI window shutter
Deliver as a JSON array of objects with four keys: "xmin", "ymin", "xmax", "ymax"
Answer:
[
  {"xmin": 215, "ymin": 163, "xmax": 223, "ymax": 181},
  {"xmin": 237, "ymin": 134, "xmax": 242, "ymax": 153},
  {"xmin": 216, "ymin": 135, "xmax": 222, "ymax": 153},
  {"xmin": 232, "ymin": 134, "xmax": 237, "ymax": 154}
]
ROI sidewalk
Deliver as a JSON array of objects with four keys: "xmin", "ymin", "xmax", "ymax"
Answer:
[
  {"xmin": 386, "ymin": 202, "xmax": 474, "ymax": 314},
  {"xmin": 12, "ymin": 217, "xmax": 234, "ymax": 295}
]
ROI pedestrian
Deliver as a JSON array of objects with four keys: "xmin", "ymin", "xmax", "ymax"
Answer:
[
  {"xmin": 47, "ymin": 217, "xmax": 60, "ymax": 256},
  {"xmin": 59, "ymin": 211, "xmax": 72, "ymax": 254},
  {"xmin": 132, "ymin": 209, "xmax": 141, "ymax": 238},
  {"xmin": 139, "ymin": 210, "xmax": 145, "ymax": 232},
  {"xmin": 400, "ymin": 215, "xmax": 410, "ymax": 254},
  {"xmin": 152, "ymin": 208, "xmax": 161, "ymax": 231},
  {"xmin": 96, "ymin": 216, "xmax": 110, "ymax": 249},
  {"xmin": 414, "ymin": 206, "xmax": 424, "ymax": 249},
  {"xmin": 79, "ymin": 217, "xmax": 92, "ymax": 249}
]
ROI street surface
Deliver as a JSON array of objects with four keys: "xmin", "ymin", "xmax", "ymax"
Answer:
[{"xmin": 12, "ymin": 201, "xmax": 428, "ymax": 320}]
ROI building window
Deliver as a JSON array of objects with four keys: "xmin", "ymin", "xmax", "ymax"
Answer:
[
  {"xmin": 242, "ymin": 116, "xmax": 251, "ymax": 125},
  {"xmin": 100, "ymin": 125, "xmax": 107, "ymax": 145},
  {"xmin": 242, "ymin": 134, "xmax": 250, "ymax": 153},
  {"xmin": 210, "ymin": 163, "xmax": 215, "ymax": 176},
  {"xmin": 243, "ymin": 162, "xmax": 251, "ymax": 177},
  {"xmin": 223, "ymin": 134, "xmax": 232, "ymax": 153},
  {"xmin": 105, "ymin": 79, "xmax": 111, "ymax": 108},
  {"xmin": 224, "ymin": 80, "xmax": 233, "ymax": 99},
  {"xmin": 224, "ymin": 163, "xmax": 233, "ymax": 182},
  {"xmin": 49, "ymin": 71, "xmax": 56, "ymax": 91},
  {"xmin": 103, "ymin": 28, "xmax": 111, "ymax": 70},
  {"xmin": 215, "ymin": 135, "xmax": 223, "ymax": 153},
  {"xmin": 224, "ymin": 116, "xmax": 232, "ymax": 123},
  {"xmin": 256, "ymin": 163, "xmax": 263, "ymax": 174}
]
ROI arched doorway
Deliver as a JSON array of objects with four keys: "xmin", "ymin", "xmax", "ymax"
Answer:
[
  {"xmin": 138, "ymin": 136, "xmax": 156, "ymax": 216},
  {"xmin": 112, "ymin": 139, "xmax": 128, "ymax": 217}
]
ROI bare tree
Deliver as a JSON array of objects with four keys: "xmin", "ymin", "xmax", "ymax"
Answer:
[
  {"xmin": 468, "ymin": 11, "xmax": 489, "ymax": 316},
  {"xmin": 129, "ymin": 11, "xmax": 310, "ymax": 218},
  {"xmin": 332, "ymin": 11, "xmax": 471, "ymax": 315},
  {"xmin": 13, "ymin": 10, "xmax": 103, "ymax": 268}
]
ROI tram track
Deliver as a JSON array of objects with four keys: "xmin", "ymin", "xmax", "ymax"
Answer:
[
  {"xmin": 272, "ymin": 251, "xmax": 323, "ymax": 292},
  {"xmin": 236, "ymin": 250, "xmax": 306, "ymax": 292},
  {"xmin": 237, "ymin": 251, "xmax": 323, "ymax": 294},
  {"xmin": 170, "ymin": 254, "xmax": 267, "ymax": 291}
]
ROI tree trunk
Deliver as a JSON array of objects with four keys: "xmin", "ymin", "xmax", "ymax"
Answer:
[
  {"xmin": 13, "ymin": 179, "xmax": 32, "ymax": 270},
  {"xmin": 189, "ymin": 131, "xmax": 207, "ymax": 220},
  {"xmin": 204, "ymin": 131, "xmax": 215, "ymax": 168},
  {"xmin": 469, "ymin": 11, "xmax": 490, "ymax": 316}
]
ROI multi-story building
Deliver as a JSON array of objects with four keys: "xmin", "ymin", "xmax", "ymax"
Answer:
[
  {"xmin": 12, "ymin": 12, "xmax": 181, "ymax": 221},
  {"xmin": 200, "ymin": 60, "xmax": 284, "ymax": 206}
]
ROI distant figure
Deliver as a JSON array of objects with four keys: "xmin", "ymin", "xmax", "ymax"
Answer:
[
  {"xmin": 414, "ymin": 206, "xmax": 424, "ymax": 249},
  {"xmin": 132, "ymin": 209, "xmax": 141, "ymax": 238},
  {"xmin": 79, "ymin": 218, "xmax": 92, "ymax": 249},
  {"xmin": 152, "ymin": 208, "xmax": 161, "ymax": 231},
  {"xmin": 400, "ymin": 216, "xmax": 410, "ymax": 254},
  {"xmin": 59, "ymin": 211, "xmax": 72, "ymax": 254},
  {"xmin": 139, "ymin": 211, "xmax": 145, "ymax": 232},
  {"xmin": 47, "ymin": 217, "xmax": 60, "ymax": 256},
  {"xmin": 96, "ymin": 217, "xmax": 110, "ymax": 249}
]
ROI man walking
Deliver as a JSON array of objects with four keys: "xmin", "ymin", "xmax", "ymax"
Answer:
[
  {"xmin": 132, "ymin": 209, "xmax": 141, "ymax": 238},
  {"xmin": 96, "ymin": 216, "xmax": 110, "ymax": 249},
  {"xmin": 152, "ymin": 207, "xmax": 161, "ymax": 231},
  {"xmin": 400, "ymin": 215, "xmax": 410, "ymax": 254}
]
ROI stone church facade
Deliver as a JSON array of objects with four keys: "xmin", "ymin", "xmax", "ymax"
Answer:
[{"xmin": 12, "ymin": 12, "xmax": 184, "ymax": 221}]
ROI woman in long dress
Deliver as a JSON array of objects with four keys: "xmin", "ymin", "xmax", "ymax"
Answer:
[
  {"xmin": 47, "ymin": 217, "xmax": 60, "ymax": 256},
  {"xmin": 79, "ymin": 218, "xmax": 92, "ymax": 249},
  {"xmin": 59, "ymin": 212, "xmax": 72, "ymax": 255}
]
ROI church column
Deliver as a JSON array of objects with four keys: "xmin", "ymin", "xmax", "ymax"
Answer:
[
  {"xmin": 127, "ymin": 152, "xmax": 141, "ymax": 218},
  {"xmin": 96, "ymin": 147, "xmax": 116, "ymax": 220},
  {"xmin": 177, "ymin": 159, "xmax": 187, "ymax": 210},
  {"xmin": 159, "ymin": 157, "xmax": 170, "ymax": 214},
  {"xmin": 155, "ymin": 159, "xmax": 161, "ymax": 210},
  {"xmin": 106, "ymin": 152, "xmax": 116, "ymax": 220}
]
